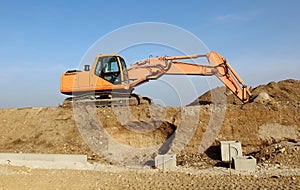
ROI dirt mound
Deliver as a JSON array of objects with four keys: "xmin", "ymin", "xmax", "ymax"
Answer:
[
  {"xmin": 252, "ymin": 141, "xmax": 300, "ymax": 167},
  {"xmin": 0, "ymin": 79, "xmax": 299, "ymax": 167},
  {"xmin": 251, "ymin": 79, "xmax": 300, "ymax": 102},
  {"xmin": 189, "ymin": 79, "xmax": 300, "ymax": 105},
  {"xmin": 92, "ymin": 106, "xmax": 177, "ymax": 148},
  {"xmin": 0, "ymin": 106, "xmax": 178, "ymax": 163},
  {"xmin": 188, "ymin": 85, "xmax": 249, "ymax": 105},
  {"xmin": 179, "ymin": 79, "xmax": 300, "ymax": 167},
  {"xmin": 0, "ymin": 107, "xmax": 98, "ymax": 159}
]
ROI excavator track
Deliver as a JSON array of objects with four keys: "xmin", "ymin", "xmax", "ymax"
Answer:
[{"xmin": 61, "ymin": 93, "xmax": 151, "ymax": 108}]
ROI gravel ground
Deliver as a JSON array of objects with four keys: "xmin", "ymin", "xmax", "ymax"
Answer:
[{"xmin": 0, "ymin": 163, "xmax": 299, "ymax": 190}]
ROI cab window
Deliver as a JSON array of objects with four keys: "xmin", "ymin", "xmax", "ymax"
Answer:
[
  {"xmin": 103, "ymin": 57, "xmax": 119, "ymax": 73},
  {"xmin": 120, "ymin": 57, "xmax": 127, "ymax": 70}
]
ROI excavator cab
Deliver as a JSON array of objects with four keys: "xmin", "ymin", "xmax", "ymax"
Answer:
[{"xmin": 94, "ymin": 55, "xmax": 129, "ymax": 85}]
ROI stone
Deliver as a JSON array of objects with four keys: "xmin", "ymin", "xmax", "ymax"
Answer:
[
  {"xmin": 279, "ymin": 147, "xmax": 286, "ymax": 153},
  {"xmin": 253, "ymin": 92, "xmax": 271, "ymax": 103}
]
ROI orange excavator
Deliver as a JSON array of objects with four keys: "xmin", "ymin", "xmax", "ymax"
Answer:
[{"xmin": 60, "ymin": 51, "xmax": 251, "ymax": 105}]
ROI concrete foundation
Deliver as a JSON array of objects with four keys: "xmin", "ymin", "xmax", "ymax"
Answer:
[
  {"xmin": 155, "ymin": 154, "xmax": 176, "ymax": 170},
  {"xmin": 220, "ymin": 141, "xmax": 242, "ymax": 162},
  {"xmin": 233, "ymin": 156, "xmax": 256, "ymax": 172}
]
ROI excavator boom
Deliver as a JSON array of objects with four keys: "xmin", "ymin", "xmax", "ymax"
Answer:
[{"xmin": 127, "ymin": 52, "xmax": 251, "ymax": 103}]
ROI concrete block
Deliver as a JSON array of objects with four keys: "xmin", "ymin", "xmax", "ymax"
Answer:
[
  {"xmin": 155, "ymin": 154, "xmax": 176, "ymax": 170},
  {"xmin": 220, "ymin": 141, "xmax": 242, "ymax": 162},
  {"xmin": 233, "ymin": 156, "xmax": 256, "ymax": 171}
]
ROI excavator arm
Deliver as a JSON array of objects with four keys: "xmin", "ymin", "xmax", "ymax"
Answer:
[{"xmin": 127, "ymin": 51, "xmax": 251, "ymax": 103}]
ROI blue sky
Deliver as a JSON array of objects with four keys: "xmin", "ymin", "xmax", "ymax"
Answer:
[{"xmin": 0, "ymin": 0, "xmax": 299, "ymax": 108}]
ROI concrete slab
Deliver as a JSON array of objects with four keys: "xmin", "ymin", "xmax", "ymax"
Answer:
[
  {"xmin": 233, "ymin": 156, "xmax": 256, "ymax": 172},
  {"xmin": 0, "ymin": 153, "xmax": 88, "ymax": 169},
  {"xmin": 155, "ymin": 154, "xmax": 176, "ymax": 170},
  {"xmin": 220, "ymin": 141, "xmax": 242, "ymax": 162},
  {"xmin": 0, "ymin": 153, "xmax": 87, "ymax": 163}
]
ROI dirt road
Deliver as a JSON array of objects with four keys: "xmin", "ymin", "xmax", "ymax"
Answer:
[{"xmin": 0, "ymin": 164, "xmax": 299, "ymax": 190}]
